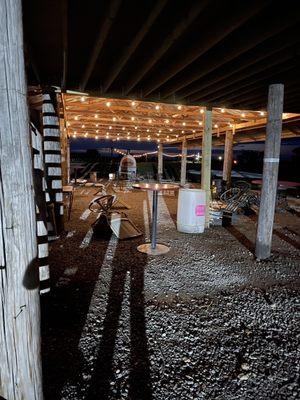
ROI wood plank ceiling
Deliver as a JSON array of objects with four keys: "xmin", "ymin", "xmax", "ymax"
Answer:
[
  {"xmin": 23, "ymin": 0, "xmax": 300, "ymax": 113},
  {"xmin": 62, "ymin": 94, "xmax": 300, "ymax": 144}
]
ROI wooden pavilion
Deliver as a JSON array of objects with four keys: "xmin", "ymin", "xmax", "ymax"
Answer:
[{"xmin": 1, "ymin": 0, "xmax": 300, "ymax": 398}]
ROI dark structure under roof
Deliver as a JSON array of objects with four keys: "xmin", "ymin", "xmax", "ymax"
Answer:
[{"xmin": 23, "ymin": 0, "xmax": 300, "ymax": 112}]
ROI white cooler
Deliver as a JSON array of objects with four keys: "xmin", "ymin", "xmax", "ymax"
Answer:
[{"xmin": 177, "ymin": 188, "xmax": 206, "ymax": 233}]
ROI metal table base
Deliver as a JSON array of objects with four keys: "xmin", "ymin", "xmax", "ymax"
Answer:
[{"xmin": 137, "ymin": 190, "xmax": 170, "ymax": 255}]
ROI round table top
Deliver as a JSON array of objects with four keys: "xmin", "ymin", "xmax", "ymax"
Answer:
[{"xmin": 133, "ymin": 182, "xmax": 179, "ymax": 191}]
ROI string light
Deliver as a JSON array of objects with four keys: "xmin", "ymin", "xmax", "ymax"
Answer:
[
  {"xmin": 81, "ymin": 96, "xmax": 85, "ymax": 102},
  {"xmin": 221, "ymin": 108, "xmax": 225, "ymax": 113},
  {"xmin": 259, "ymin": 111, "xmax": 265, "ymax": 116},
  {"xmin": 109, "ymin": 126, "xmax": 112, "ymax": 129},
  {"xmin": 165, "ymin": 119, "xmax": 169, "ymax": 123},
  {"xmin": 199, "ymin": 121, "xmax": 202, "ymax": 126},
  {"xmin": 81, "ymin": 124, "xmax": 85, "ymax": 128},
  {"xmin": 147, "ymin": 129, "xmax": 150, "ymax": 132},
  {"xmin": 135, "ymin": 126, "xmax": 137, "ymax": 130},
  {"xmin": 74, "ymin": 116, "xmax": 79, "ymax": 120},
  {"xmin": 94, "ymin": 114, "xmax": 98, "ymax": 118},
  {"xmin": 95, "ymin": 135, "xmax": 99, "ymax": 140},
  {"xmin": 241, "ymin": 113, "xmax": 245, "ymax": 118},
  {"xmin": 131, "ymin": 116, "xmax": 135, "ymax": 121},
  {"xmin": 96, "ymin": 124, "xmax": 99, "ymax": 127},
  {"xmin": 182, "ymin": 122, "xmax": 186, "ymax": 126},
  {"xmin": 148, "ymin": 119, "xmax": 152, "ymax": 123},
  {"xmin": 122, "ymin": 127, "xmax": 125, "ymax": 130},
  {"xmin": 155, "ymin": 105, "xmax": 160, "ymax": 110},
  {"xmin": 131, "ymin": 101, "xmax": 136, "ymax": 106},
  {"xmin": 177, "ymin": 105, "xmax": 182, "ymax": 110},
  {"xmin": 84, "ymin": 132, "xmax": 88, "ymax": 137},
  {"xmin": 214, "ymin": 124, "xmax": 218, "ymax": 128},
  {"xmin": 106, "ymin": 101, "xmax": 111, "ymax": 107},
  {"xmin": 113, "ymin": 117, "xmax": 117, "ymax": 121},
  {"xmin": 200, "ymin": 109, "xmax": 204, "ymax": 114}
]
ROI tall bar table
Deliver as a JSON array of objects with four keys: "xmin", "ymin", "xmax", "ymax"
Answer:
[{"xmin": 133, "ymin": 183, "xmax": 179, "ymax": 255}]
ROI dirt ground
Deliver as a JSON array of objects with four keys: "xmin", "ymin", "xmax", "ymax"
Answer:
[{"xmin": 41, "ymin": 186, "xmax": 300, "ymax": 400}]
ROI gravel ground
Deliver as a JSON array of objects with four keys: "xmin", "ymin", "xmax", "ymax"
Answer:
[{"xmin": 42, "ymin": 186, "xmax": 300, "ymax": 400}]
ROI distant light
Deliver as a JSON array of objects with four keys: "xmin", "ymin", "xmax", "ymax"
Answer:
[
  {"xmin": 159, "ymin": 129, "xmax": 162, "ymax": 133},
  {"xmin": 218, "ymin": 156, "xmax": 222, "ymax": 160},
  {"xmin": 157, "ymin": 138, "xmax": 160, "ymax": 142},
  {"xmin": 233, "ymin": 160, "xmax": 238, "ymax": 164},
  {"xmin": 134, "ymin": 126, "xmax": 137, "ymax": 130},
  {"xmin": 147, "ymin": 137, "xmax": 151, "ymax": 141},
  {"xmin": 95, "ymin": 124, "xmax": 99, "ymax": 127},
  {"xmin": 192, "ymin": 129, "xmax": 195, "ymax": 133},
  {"xmin": 182, "ymin": 122, "xmax": 186, "ymax": 126},
  {"xmin": 127, "ymin": 132, "xmax": 130, "ymax": 135},
  {"xmin": 137, "ymin": 137, "xmax": 140, "ymax": 141},
  {"xmin": 106, "ymin": 101, "xmax": 111, "ymax": 107},
  {"xmin": 117, "ymin": 137, "xmax": 120, "ymax": 141},
  {"xmin": 169, "ymin": 128, "xmax": 173, "ymax": 132},
  {"xmin": 176, "ymin": 134, "xmax": 179, "ymax": 138}
]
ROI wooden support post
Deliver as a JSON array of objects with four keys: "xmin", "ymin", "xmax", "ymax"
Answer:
[
  {"xmin": 157, "ymin": 143, "xmax": 163, "ymax": 182},
  {"xmin": 222, "ymin": 130, "xmax": 234, "ymax": 188},
  {"xmin": 201, "ymin": 108, "xmax": 212, "ymax": 227},
  {"xmin": 180, "ymin": 138, "xmax": 187, "ymax": 186},
  {"xmin": 42, "ymin": 92, "xmax": 64, "ymax": 235},
  {"xmin": 0, "ymin": 0, "xmax": 43, "ymax": 398},
  {"xmin": 60, "ymin": 118, "xmax": 69, "ymax": 185},
  {"xmin": 255, "ymin": 84, "xmax": 284, "ymax": 260}
]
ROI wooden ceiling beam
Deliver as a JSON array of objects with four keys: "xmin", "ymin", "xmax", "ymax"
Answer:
[
  {"xmin": 103, "ymin": 0, "xmax": 168, "ymax": 93},
  {"xmin": 79, "ymin": 0, "xmax": 122, "ymax": 91},
  {"xmin": 123, "ymin": 0, "xmax": 210, "ymax": 95}
]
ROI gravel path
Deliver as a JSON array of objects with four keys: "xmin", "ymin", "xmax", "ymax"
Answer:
[{"xmin": 42, "ymin": 187, "xmax": 300, "ymax": 400}]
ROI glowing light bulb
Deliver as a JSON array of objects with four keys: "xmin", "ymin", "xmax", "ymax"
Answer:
[
  {"xmin": 96, "ymin": 124, "xmax": 99, "ymax": 127},
  {"xmin": 260, "ymin": 111, "xmax": 264, "ymax": 116},
  {"xmin": 95, "ymin": 114, "xmax": 98, "ymax": 118},
  {"xmin": 181, "ymin": 130, "xmax": 184, "ymax": 133},
  {"xmin": 177, "ymin": 105, "xmax": 182, "ymax": 110},
  {"xmin": 165, "ymin": 119, "xmax": 169, "ymax": 123},
  {"xmin": 106, "ymin": 101, "xmax": 111, "ymax": 107},
  {"xmin": 214, "ymin": 124, "xmax": 218, "ymax": 128},
  {"xmin": 221, "ymin": 108, "xmax": 225, "ymax": 113},
  {"xmin": 81, "ymin": 124, "xmax": 85, "ymax": 128},
  {"xmin": 109, "ymin": 126, "xmax": 112, "ymax": 130},
  {"xmin": 147, "ymin": 129, "xmax": 150, "ymax": 132},
  {"xmin": 200, "ymin": 109, "xmax": 204, "ymax": 114},
  {"xmin": 199, "ymin": 121, "xmax": 202, "ymax": 126},
  {"xmin": 148, "ymin": 119, "xmax": 152, "ymax": 123},
  {"xmin": 95, "ymin": 135, "xmax": 99, "ymax": 140},
  {"xmin": 182, "ymin": 122, "xmax": 186, "ymax": 126},
  {"xmin": 81, "ymin": 96, "xmax": 85, "ymax": 102},
  {"xmin": 241, "ymin": 113, "xmax": 245, "ymax": 118},
  {"xmin": 112, "ymin": 117, "xmax": 116, "ymax": 121},
  {"xmin": 122, "ymin": 126, "xmax": 125, "ymax": 130},
  {"xmin": 74, "ymin": 116, "xmax": 79, "ymax": 120},
  {"xmin": 131, "ymin": 116, "xmax": 135, "ymax": 121},
  {"xmin": 96, "ymin": 130, "xmax": 99, "ymax": 133},
  {"xmin": 155, "ymin": 105, "xmax": 160, "ymax": 110},
  {"xmin": 131, "ymin": 101, "xmax": 136, "ymax": 106}
]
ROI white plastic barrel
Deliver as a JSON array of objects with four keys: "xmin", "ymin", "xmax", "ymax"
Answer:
[{"xmin": 177, "ymin": 188, "xmax": 206, "ymax": 233}]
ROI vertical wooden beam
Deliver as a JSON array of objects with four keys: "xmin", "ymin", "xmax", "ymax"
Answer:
[
  {"xmin": 157, "ymin": 143, "xmax": 163, "ymax": 182},
  {"xmin": 201, "ymin": 108, "xmax": 213, "ymax": 227},
  {"xmin": 255, "ymin": 84, "xmax": 284, "ymax": 260},
  {"xmin": 60, "ymin": 118, "xmax": 69, "ymax": 185},
  {"xmin": 0, "ymin": 0, "xmax": 43, "ymax": 398},
  {"xmin": 42, "ymin": 92, "xmax": 64, "ymax": 235},
  {"xmin": 180, "ymin": 138, "xmax": 188, "ymax": 186},
  {"xmin": 222, "ymin": 130, "xmax": 234, "ymax": 188}
]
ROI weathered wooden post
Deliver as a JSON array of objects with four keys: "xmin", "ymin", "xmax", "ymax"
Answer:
[
  {"xmin": 157, "ymin": 143, "xmax": 163, "ymax": 181},
  {"xmin": 255, "ymin": 84, "xmax": 284, "ymax": 260},
  {"xmin": 0, "ymin": 0, "xmax": 43, "ymax": 398},
  {"xmin": 222, "ymin": 130, "xmax": 234, "ymax": 188},
  {"xmin": 201, "ymin": 108, "xmax": 213, "ymax": 227},
  {"xmin": 42, "ymin": 91, "xmax": 64, "ymax": 235},
  {"xmin": 180, "ymin": 138, "xmax": 187, "ymax": 186}
]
